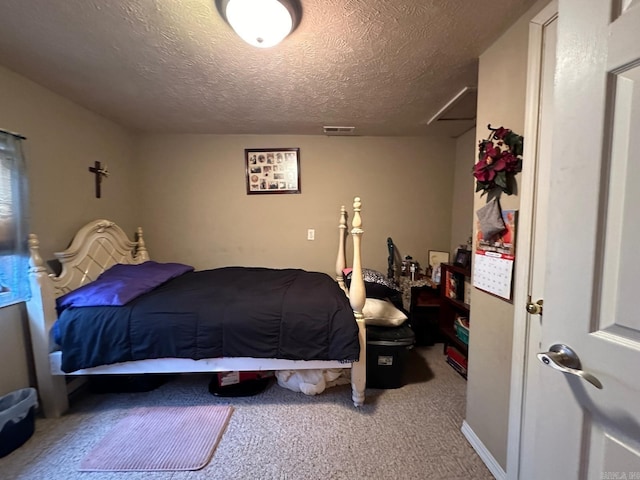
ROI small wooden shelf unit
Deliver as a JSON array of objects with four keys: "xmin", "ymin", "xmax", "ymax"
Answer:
[{"xmin": 439, "ymin": 263, "xmax": 471, "ymax": 378}]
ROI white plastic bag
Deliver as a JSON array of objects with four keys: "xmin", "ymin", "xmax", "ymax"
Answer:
[{"xmin": 275, "ymin": 369, "xmax": 349, "ymax": 395}]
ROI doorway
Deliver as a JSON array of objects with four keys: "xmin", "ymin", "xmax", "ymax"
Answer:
[{"xmin": 506, "ymin": 2, "xmax": 557, "ymax": 478}]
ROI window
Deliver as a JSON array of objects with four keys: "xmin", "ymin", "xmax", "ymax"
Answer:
[{"xmin": 0, "ymin": 130, "xmax": 29, "ymax": 307}]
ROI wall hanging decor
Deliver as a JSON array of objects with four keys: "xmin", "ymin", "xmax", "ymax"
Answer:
[
  {"xmin": 476, "ymin": 197, "xmax": 506, "ymax": 240},
  {"xmin": 473, "ymin": 208, "xmax": 518, "ymax": 301},
  {"xmin": 88, "ymin": 161, "xmax": 109, "ymax": 198},
  {"xmin": 473, "ymin": 124, "xmax": 523, "ymax": 197},
  {"xmin": 246, "ymin": 148, "xmax": 300, "ymax": 194}
]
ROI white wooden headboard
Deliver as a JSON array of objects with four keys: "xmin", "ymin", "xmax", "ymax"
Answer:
[{"xmin": 29, "ymin": 219, "xmax": 149, "ymax": 299}]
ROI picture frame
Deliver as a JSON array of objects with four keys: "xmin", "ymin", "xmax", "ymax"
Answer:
[
  {"xmin": 454, "ymin": 248, "xmax": 471, "ymax": 269},
  {"xmin": 246, "ymin": 148, "xmax": 301, "ymax": 195},
  {"xmin": 428, "ymin": 250, "xmax": 450, "ymax": 270}
]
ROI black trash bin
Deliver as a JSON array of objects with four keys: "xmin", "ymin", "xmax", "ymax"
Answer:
[
  {"xmin": 0, "ymin": 387, "xmax": 38, "ymax": 458},
  {"xmin": 366, "ymin": 323, "xmax": 415, "ymax": 389}
]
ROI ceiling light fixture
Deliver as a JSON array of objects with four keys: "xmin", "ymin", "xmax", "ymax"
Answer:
[{"xmin": 216, "ymin": 0, "xmax": 302, "ymax": 48}]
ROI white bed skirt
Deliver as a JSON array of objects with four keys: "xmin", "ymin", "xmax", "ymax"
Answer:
[{"xmin": 49, "ymin": 351, "xmax": 352, "ymax": 376}]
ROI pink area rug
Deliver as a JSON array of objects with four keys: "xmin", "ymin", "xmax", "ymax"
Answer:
[{"xmin": 79, "ymin": 405, "xmax": 233, "ymax": 471}]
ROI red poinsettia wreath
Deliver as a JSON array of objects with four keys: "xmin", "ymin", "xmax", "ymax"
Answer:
[{"xmin": 473, "ymin": 124, "xmax": 524, "ymax": 196}]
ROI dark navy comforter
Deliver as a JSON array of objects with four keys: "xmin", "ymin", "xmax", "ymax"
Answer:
[{"xmin": 54, "ymin": 267, "xmax": 360, "ymax": 373}]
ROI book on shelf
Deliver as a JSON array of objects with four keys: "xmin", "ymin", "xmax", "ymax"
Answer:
[
  {"xmin": 445, "ymin": 269, "xmax": 466, "ymax": 302},
  {"xmin": 446, "ymin": 270, "xmax": 457, "ymax": 300},
  {"xmin": 463, "ymin": 278, "xmax": 471, "ymax": 305},
  {"xmin": 446, "ymin": 346, "xmax": 468, "ymax": 368},
  {"xmin": 447, "ymin": 357, "xmax": 468, "ymax": 377}
]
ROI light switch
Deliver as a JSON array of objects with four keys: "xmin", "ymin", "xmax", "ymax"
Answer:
[{"xmin": 307, "ymin": 229, "xmax": 315, "ymax": 241}]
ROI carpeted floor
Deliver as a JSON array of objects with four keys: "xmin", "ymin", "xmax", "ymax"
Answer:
[{"xmin": 0, "ymin": 345, "xmax": 493, "ymax": 480}]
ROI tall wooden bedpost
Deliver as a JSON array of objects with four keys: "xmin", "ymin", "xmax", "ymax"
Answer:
[
  {"xmin": 136, "ymin": 226, "xmax": 150, "ymax": 261},
  {"xmin": 26, "ymin": 234, "xmax": 69, "ymax": 418},
  {"xmin": 349, "ymin": 197, "xmax": 366, "ymax": 407},
  {"xmin": 335, "ymin": 205, "xmax": 348, "ymax": 291}
]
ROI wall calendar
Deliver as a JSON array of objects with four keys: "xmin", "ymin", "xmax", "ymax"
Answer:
[{"xmin": 473, "ymin": 209, "xmax": 517, "ymax": 301}]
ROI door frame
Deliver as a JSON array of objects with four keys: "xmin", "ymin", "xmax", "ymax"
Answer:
[{"xmin": 505, "ymin": 2, "xmax": 558, "ymax": 478}]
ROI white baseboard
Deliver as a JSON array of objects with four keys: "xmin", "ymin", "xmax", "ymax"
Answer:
[{"xmin": 461, "ymin": 420, "xmax": 506, "ymax": 480}]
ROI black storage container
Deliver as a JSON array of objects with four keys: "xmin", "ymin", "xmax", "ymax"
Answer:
[
  {"xmin": 0, "ymin": 387, "xmax": 38, "ymax": 458},
  {"xmin": 366, "ymin": 323, "xmax": 415, "ymax": 389}
]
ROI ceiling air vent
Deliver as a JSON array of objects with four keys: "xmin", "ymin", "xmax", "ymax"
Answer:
[{"xmin": 322, "ymin": 126, "xmax": 356, "ymax": 136}]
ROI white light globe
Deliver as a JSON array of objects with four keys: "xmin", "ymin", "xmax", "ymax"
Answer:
[{"xmin": 225, "ymin": 0, "xmax": 294, "ymax": 48}]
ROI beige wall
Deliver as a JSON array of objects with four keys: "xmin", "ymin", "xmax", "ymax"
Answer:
[
  {"xmin": 450, "ymin": 128, "xmax": 476, "ymax": 254},
  {"xmin": 0, "ymin": 66, "xmax": 139, "ymax": 260},
  {"xmin": 0, "ymin": 65, "xmax": 138, "ymax": 396},
  {"xmin": 134, "ymin": 134, "xmax": 456, "ymax": 277},
  {"xmin": 465, "ymin": 0, "xmax": 549, "ymax": 470},
  {"xmin": 0, "ymin": 303, "xmax": 32, "ymax": 397}
]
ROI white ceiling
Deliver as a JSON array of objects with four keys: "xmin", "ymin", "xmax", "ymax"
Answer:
[{"xmin": 0, "ymin": 0, "xmax": 537, "ymax": 137}]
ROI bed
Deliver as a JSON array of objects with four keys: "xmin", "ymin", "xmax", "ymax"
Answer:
[{"xmin": 26, "ymin": 198, "xmax": 367, "ymax": 418}]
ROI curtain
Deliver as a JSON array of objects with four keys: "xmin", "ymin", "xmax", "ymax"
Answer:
[{"xmin": 0, "ymin": 129, "xmax": 30, "ymax": 307}]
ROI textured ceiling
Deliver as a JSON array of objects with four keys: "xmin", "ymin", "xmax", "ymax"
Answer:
[{"xmin": 0, "ymin": 0, "xmax": 537, "ymax": 137}]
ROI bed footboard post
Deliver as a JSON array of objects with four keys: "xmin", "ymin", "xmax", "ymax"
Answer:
[
  {"xmin": 26, "ymin": 234, "xmax": 69, "ymax": 418},
  {"xmin": 351, "ymin": 319, "xmax": 366, "ymax": 407},
  {"xmin": 335, "ymin": 205, "xmax": 348, "ymax": 291},
  {"xmin": 349, "ymin": 197, "xmax": 366, "ymax": 407}
]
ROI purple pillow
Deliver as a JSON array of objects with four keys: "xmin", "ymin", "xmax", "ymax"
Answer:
[{"xmin": 56, "ymin": 261, "xmax": 194, "ymax": 313}]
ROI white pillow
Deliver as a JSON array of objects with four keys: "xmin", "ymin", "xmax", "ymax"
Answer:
[{"xmin": 362, "ymin": 298, "xmax": 407, "ymax": 327}]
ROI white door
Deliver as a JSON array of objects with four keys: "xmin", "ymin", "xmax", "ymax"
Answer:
[
  {"xmin": 521, "ymin": 1, "xmax": 640, "ymax": 478},
  {"xmin": 512, "ymin": 6, "xmax": 557, "ymax": 478}
]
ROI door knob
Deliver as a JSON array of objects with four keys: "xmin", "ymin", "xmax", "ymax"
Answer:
[
  {"xmin": 537, "ymin": 344, "xmax": 603, "ymax": 389},
  {"xmin": 526, "ymin": 298, "xmax": 543, "ymax": 315}
]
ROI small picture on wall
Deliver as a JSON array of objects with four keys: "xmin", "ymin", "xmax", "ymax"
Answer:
[
  {"xmin": 454, "ymin": 249, "xmax": 471, "ymax": 269},
  {"xmin": 428, "ymin": 250, "xmax": 450, "ymax": 285},
  {"xmin": 428, "ymin": 250, "xmax": 450, "ymax": 270},
  {"xmin": 246, "ymin": 148, "xmax": 300, "ymax": 194}
]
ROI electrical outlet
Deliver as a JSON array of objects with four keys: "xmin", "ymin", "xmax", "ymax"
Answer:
[{"xmin": 307, "ymin": 229, "xmax": 315, "ymax": 241}]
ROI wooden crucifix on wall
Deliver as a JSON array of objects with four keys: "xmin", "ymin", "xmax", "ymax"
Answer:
[{"xmin": 88, "ymin": 161, "xmax": 109, "ymax": 198}]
